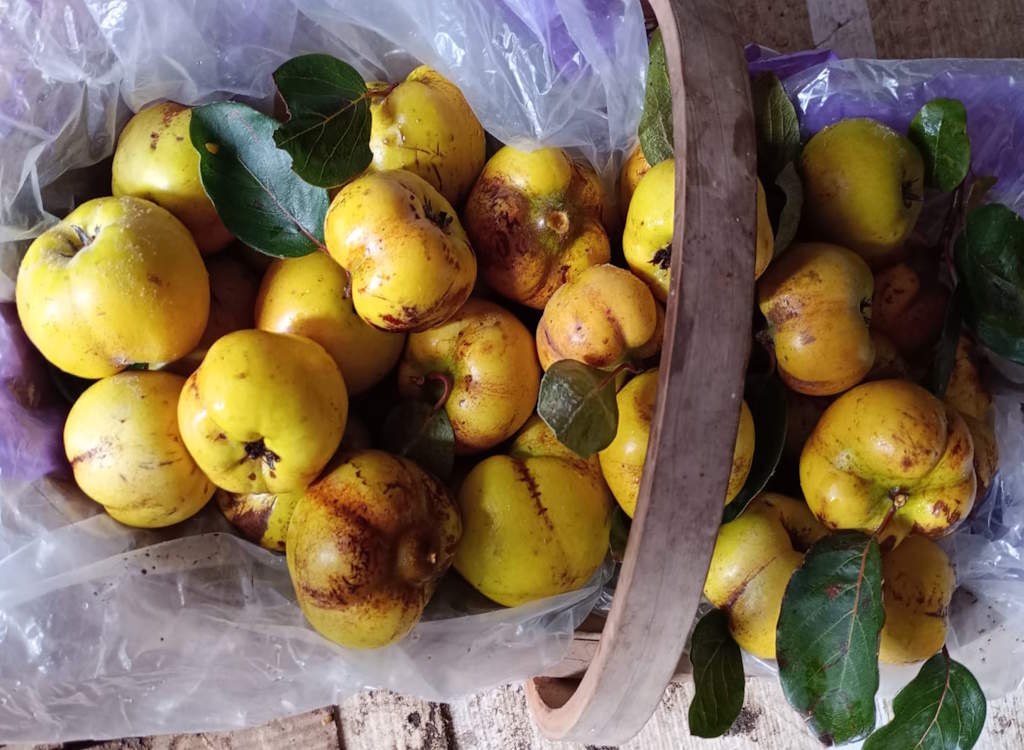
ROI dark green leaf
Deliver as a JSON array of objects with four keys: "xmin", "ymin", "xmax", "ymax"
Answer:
[
  {"xmin": 638, "ymin": 29, "xmax": 673, "ymax": 166},
  {"xmin": 752, "ymin": 73, "xmax": 801, "ymax": 183},
  {"xmin": 722, "ymin": 373, "xmax": 787, "ymax": 523},
  {"xmin": 125, "ymin": 362, "xmax": 149, "ymax": 371},
  {"xmin": 273, "ymin": 54, "xmax": 373, "ymax": 188},
  {"xmin": 955, "ymin": 203, "xmax": 1024, "ymax": 363},
  {"xmin": 864, "ymin": 648, "xmax": 986, "ymax": 750},
  {"xmin": 928, "ymin": 286, "xmax": 963, "ymax": 397},
  {"xmin": 777, "ymin": 531, "xmax": 884, "ymax": 745},
  {"xmin": 610, "ymin": 506, "xmax": 631, "ymax": 562},
  {"xmin": 190, "ymin": 102, "xmax": 328, "ymax": 258},
  {"xmin": 772, "ymin": 161, "xmax": 803, "ymax": 259},
  {"xmin": 688, "ymin": 609, "xmax": 746, "ymax": 738},
  {"xmin": 380, "ymin": 400, "xmax": 455, "ymax": 479},
  {"xmin": 537, "ymin": 360, "xmax": 619, "ymax": 457},
  {"xmin": 909, "ymin": 98, "xmax": 971, "ymax": 192}
]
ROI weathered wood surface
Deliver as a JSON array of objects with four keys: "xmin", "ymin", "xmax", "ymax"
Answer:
[{"xmin": 10, "ymin": 1, "xmax": 1024, "ymax": 749}]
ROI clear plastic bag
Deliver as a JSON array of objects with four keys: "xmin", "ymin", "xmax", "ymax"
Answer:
[{"xmin": 0, "ymin": 0, "xmax": 641, "ymax": 742}]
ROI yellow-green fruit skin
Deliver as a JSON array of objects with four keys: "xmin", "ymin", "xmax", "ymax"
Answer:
[
  {"xmin": 536, "ymin": 263, "xmax": 663, "ymax": 371},
  {"xmin": 64, "ymin": 371, "xmax": 214, "ymax": 527},
  {"xmin": 463, "ymin": 146, "xmax": 610, "ymax": 309},
  {"xmin": 16, "ymin": 196, "xmax": 210, "ymax": 379},
  {"xmin": 398, "ymin": 298, "xmax": 539, "ymax": 454},
  {"xmin": 623, "ymin": 159, "xmax": 674, "ymax": 302},
  {"xmin": 758, "ymin": 242, "xmax": 875, "ymax": 396},
  {"xmin": 755, "ymin": 177, "xmax": 775, "ymax": 279},
  {"xmin": 618, "ymin": 144, "xmax": 651, "ymax": 223},
  {"xmin": 599, "ymin": 371, "xmax": 754, "ymax": 517},
  {"xmin": 111, "ymin": 102, "xmax": 232, "ymax": 254},
  {"xmin": 217, "ymin": 489, "xmax": 302, "ymax": 552},
  {"xmin": 880, "ymin": 535, "xmax": 955, "ymax": 664},
  {"xmin": 256, "ymin": 252, "xmax": 406, "ymax": 394},
  {"xmin": 455, "ymin": 417, "xmax": 612, "ymax": 607},
  {"xmin": 369, "ymin": 66, "xmax": 485, "ymax": 206},
  {"xmin": 177, "ymin": 330, "xmax": 348, "ymax": 494},
  {"xmin": 800, "ymin": 379, "xmax": 976, "ymax": 546},
  {"xmin": 287, "ymin": 450, "xmax": 461, "ymax": 649},
  {"xmin": 800, "ymin": 118, "xmax": 925, "ymax": 266},
  {"xmin": 703, "ymin": 493, "xmax": 826, "ymax": 659},
  {"xmin": 324, "ymin": 169, "xmax": 476, "ymax": 332}
]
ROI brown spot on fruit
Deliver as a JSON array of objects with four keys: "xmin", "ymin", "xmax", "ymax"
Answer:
[
  {"xmin": 149, "ymin": 131, "xmax": 160, "ymax": 150},
  {"xmin": 650, "ymin": 245, "xmax": 671, "ymax": 270}
]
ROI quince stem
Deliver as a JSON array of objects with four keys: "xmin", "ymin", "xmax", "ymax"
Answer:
[
  {"xmin": 873, "ymin": 492, "xmax": 908, "ymax": 539},
  {"xmin": 412, "ymin": 371, "xmax": 454, "ymax": 414}
]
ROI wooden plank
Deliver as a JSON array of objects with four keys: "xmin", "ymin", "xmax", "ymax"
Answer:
[
  {"xmin": 336, "ymin": 691, "xmax": 452, "ymax": 750},
  {"xmin": 730, "ymin": 0, "xmax": 815, "ymax": 52},
  {"xmin": 806, "ymin": 0, "xmax": 877, "ymax": 56},
  {"xmin": 867, "ymin": 0, "xmax": 1024, "ymax": 57}
]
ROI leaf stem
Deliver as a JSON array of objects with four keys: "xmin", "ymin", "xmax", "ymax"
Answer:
[
  {"xmin": 597, "ymin": 360, "xmax": 644, "ymax": 391},
  {"xmin": 412, "ymin": 371, "xmax": 454, "ymax": 414}
]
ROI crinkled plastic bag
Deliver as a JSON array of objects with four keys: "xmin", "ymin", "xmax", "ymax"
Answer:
[
  {"xmin": 0, "ymin": 0, "xmax": 643, "ymax": 742},
  {"xmin": 744, "ymin": 48, "xmax": 1024, "ymax": 701}
]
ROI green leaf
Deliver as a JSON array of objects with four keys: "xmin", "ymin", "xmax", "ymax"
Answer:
[
  {"xmin": 272, "ymin": 54, "xmax": 373, "ymax": 188},
  {"xmin": 537, "ymin": 360, "xmax": 619, "ymax": 457},
  {"xmin": 638, "ymin": 29, "xmax": 673, "ymax": 166},
  {"xmin": 752, "ymin": 72, "xmax": 801, "ymax": 183},
  {"xmin": 909, "ymin": 98, "xmax": 971, "ymax": 192},
  {"xmin": 771, "ymin": 161, "xmax": 803, "ymax": 259},
  {"xmin": 688, "ymin": 609, "xmax": 746, "ymax": 738},
  {"xmin": 722, "ymin": 373, "xmax": 787, "ymax": 523},
  {"xmin": 777, "ymin": 531, "xmax": 884, "ymax": 745},
  {"xmin": 928, "ymin": 286, "xmax": 963, "ymax": 397},
  {"xmin": 380, "ymin": 400, "xmax": 455, "ymax": 480},
  {"xmin": 955, "ymin": 203, "xmax": 1024, "ymax": 363},
  {"xmin": 864, "ymin": 649, "xmax": 986, "ymax": 750},
  {"xmin": 609, "ymin": 506, "xmax": 631, "ymax": 562},
  {"xmin": 190, "ymin": 102, "xmax": 328, "ymax": 258},
  {"xmin": 47, "ymin": 364, "xmax": 94, "ymax": 405},
  {"xmin": 965, "ymin": 174, "xmax": 997, "ymax": 214}
]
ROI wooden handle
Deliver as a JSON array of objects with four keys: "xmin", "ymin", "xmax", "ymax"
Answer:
[{"xmin": 525, "ymin": 0, "xmax": 756, "ymax": 743}]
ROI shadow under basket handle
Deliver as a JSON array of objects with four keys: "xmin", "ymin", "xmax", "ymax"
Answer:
[{"xmin": 525, "ymin": 0, "xmax": 757, "ymax": 744}]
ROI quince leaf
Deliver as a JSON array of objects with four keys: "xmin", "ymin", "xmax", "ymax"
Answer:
[
  {"xmin": 955, "ymin": 203, "xmax": 1024, "ymax": 364},
  {"xmin": 752, "ymin": 72, "xmax": 801, "ymax": 183},
  {"xmin": 771, "ymin": 161, "xmax": 803, "ymax": 259},
  {"xmin": 863, "ymin": 648, "xmax": 985, "ymax": 750},
  {"xmin": 965, "ymin": 174, "xmax": 998, "ymax": 214},
  {"xmin": 190, "ymin": 102, "xmax": 328, "ymax": 258},
  {"xmin": 722, "ymin": 372, "xmax": 787, "ymax": 523},
  {"xmin": 777, "ymin": 531, "xmax": 884, "ymax": 745},
  {"xmin": 688, "ymin": 609, "xmax": 746, "ymax": 738},
  {"xmin": 273, "ymin": 54, "xmax": 373, "ymax": 188},
  {"xmin": 909, "ymin": 98, "xmax": 971, "ymax": 192},
  {"xmin": 927, "ymin": 286, "xmax": 964, "ymax": 397},
  {"xmin": 638, "ymin": 29, "xmax": 673, "ymax": 166},
  {"xmin": 609, "ymin": 506, "xmax": 631, "ymax": 562},
  {"xmin": 537, "ymin": 360, "xmax": 619, "ymax": 458},
  {"xmin": 380, "ymin": 400, "xmax": 455, "ymax": 480}
]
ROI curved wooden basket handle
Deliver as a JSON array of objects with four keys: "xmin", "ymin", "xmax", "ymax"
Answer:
[{"xmin": 525, "ymin": 0, "xmax": 756, "ymax": 743}]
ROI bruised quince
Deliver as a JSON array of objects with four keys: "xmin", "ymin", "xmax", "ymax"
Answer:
[
  {"xmin": 801, "ymin": 379, "xmax": 976, "ymax": 545},
  {"xmin": 463, "ymin": 146, "xmax": 610, "ymax": 309},
  {"xmin": 325, "ymin": 169, "xmax": 476, "ymax": 332},
  {"xmin": 535, "ymin": 264, "xmax": 663, "ymax": 371},
  {"xmin": 368, "ymin": 66, "xmax": 485, "ymax": 206},
  {"xmin": 287, "ymin": 450, "xmax": 461, "ymax": 648}
]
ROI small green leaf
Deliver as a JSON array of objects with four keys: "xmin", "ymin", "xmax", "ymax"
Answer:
[
  {"xmin": 955, "ymin": 203, "xmax": 1024, "ymax": 363},
  {"xmin": 752, "ymin": 72, "xmax": 801, "ymax": 183},
  {"xmin": 273, "ymin": 54, "xmax": 373, "ymax": 188},
  {"xmin": 609, "ymin": 506, "xmax": 631, "ymax": 562},
  {"xmin": 722, "ymin": 373, "xmax": 787, "ymax": 523},
  {"xmin": 771, "ymin": 161, "xmax": 803, "ymax": 259},
  {"xmin": 190, "ymin": 102, "xmax": 328, "ymax": 258},
  {"xmin": 777, "ymin": 531, "xmax": 884, "ymax": 745},
  {"xmin": 125, "ymin": 362, "xmax": 149, "ymax": 371},
  {"xmin": 638, "ymin": 29, "xmax": 673, "ymax": 166},
  {"xmin": 864, "ymin": 648, "xmax": 986, "ymax": 750},
  {"xmin": 688, "ymin": 609, "xmax": 746, "ymax": 738},
  {"xmin": 928, "ymin": 286, "xmax": 963, "ymax": 397},
  {"xmin": 909, "ymin": 98, "xmax": 971, "ymax": 192},
  {"xmin": 537, "ymin": 360, "xmax": 619, "ymax": 457},
  {"xmin": 380, "ymin": 401, "xmax": 455, "ymax": 479}
]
